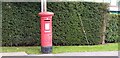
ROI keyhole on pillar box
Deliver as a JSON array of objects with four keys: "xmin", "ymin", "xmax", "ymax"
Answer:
[{"xmin": 49, "ymin": 34, "xmax": 52, "ymax": 36}]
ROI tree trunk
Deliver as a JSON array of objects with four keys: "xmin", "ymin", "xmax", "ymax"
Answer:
[{"xmin": 100, "ymin": 13, "xmax": 107, "ymax": 44}]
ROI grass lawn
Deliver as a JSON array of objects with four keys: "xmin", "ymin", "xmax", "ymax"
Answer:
[{"xmin": 0, "ymin": 43, "xmax": 118, "ymax": 54}]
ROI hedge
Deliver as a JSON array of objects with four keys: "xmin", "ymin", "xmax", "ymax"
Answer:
[
  {"xmin": 2, "ymin": 3, "xmax": 40, "ymax": 46},
  {"xmin": 106, "ymin": 15, "xmax": 119, "ymax": 43},
  {"xmin": 2, "ymin": 2, "xmax": 117, "ymax": 46},
  {"xmin": 118, "ymin": 15, "xmax": 120, "ymax": 43}
]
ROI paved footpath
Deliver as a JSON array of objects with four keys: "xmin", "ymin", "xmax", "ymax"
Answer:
[
  {"xmin": 0, "ymin": 52, "xmax": 28, "ymax": 57},
  {"xmin": 0, "ymin": 51, "xmax": 119, "ymax": 57}
]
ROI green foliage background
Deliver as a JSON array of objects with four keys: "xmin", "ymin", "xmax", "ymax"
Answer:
[
  {"xmin": 106, "ymin": 15, "xmax": 119, "ymax": 43},
  {"xmin": 2, "ymin": 2, "xmax": 118, "ymax": 46}
]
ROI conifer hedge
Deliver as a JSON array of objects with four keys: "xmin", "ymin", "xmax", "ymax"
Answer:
[
  {"xmin": 2, "ymin": 2, "xmax": 118, "ymax": 46},
  {"xmin": 106, "ymin": 15, "xmax": 119, "ymax": 43}
]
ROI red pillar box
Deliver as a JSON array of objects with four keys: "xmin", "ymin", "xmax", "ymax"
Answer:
[{"xmin": 39, "ymin": 12, "xmax": 54, "ymax": 53}]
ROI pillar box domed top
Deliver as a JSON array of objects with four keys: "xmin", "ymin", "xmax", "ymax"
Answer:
[{"xmin": 39, "ymin": 12, "xmax": 54, "ymax": 17}]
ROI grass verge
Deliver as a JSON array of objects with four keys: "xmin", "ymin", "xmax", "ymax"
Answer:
[{"xmin": 0, "ymin": 43, "xmax": 118, "ymax": 54}]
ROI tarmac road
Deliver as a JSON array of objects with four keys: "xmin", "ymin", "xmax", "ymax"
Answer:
[
  {"xmin": 29, "ymin": 51, "xmax": 119, "ymax": 56},
  {"xmin": 0, "ymin": 51, "xmax": 119, "ymax": 56}
]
